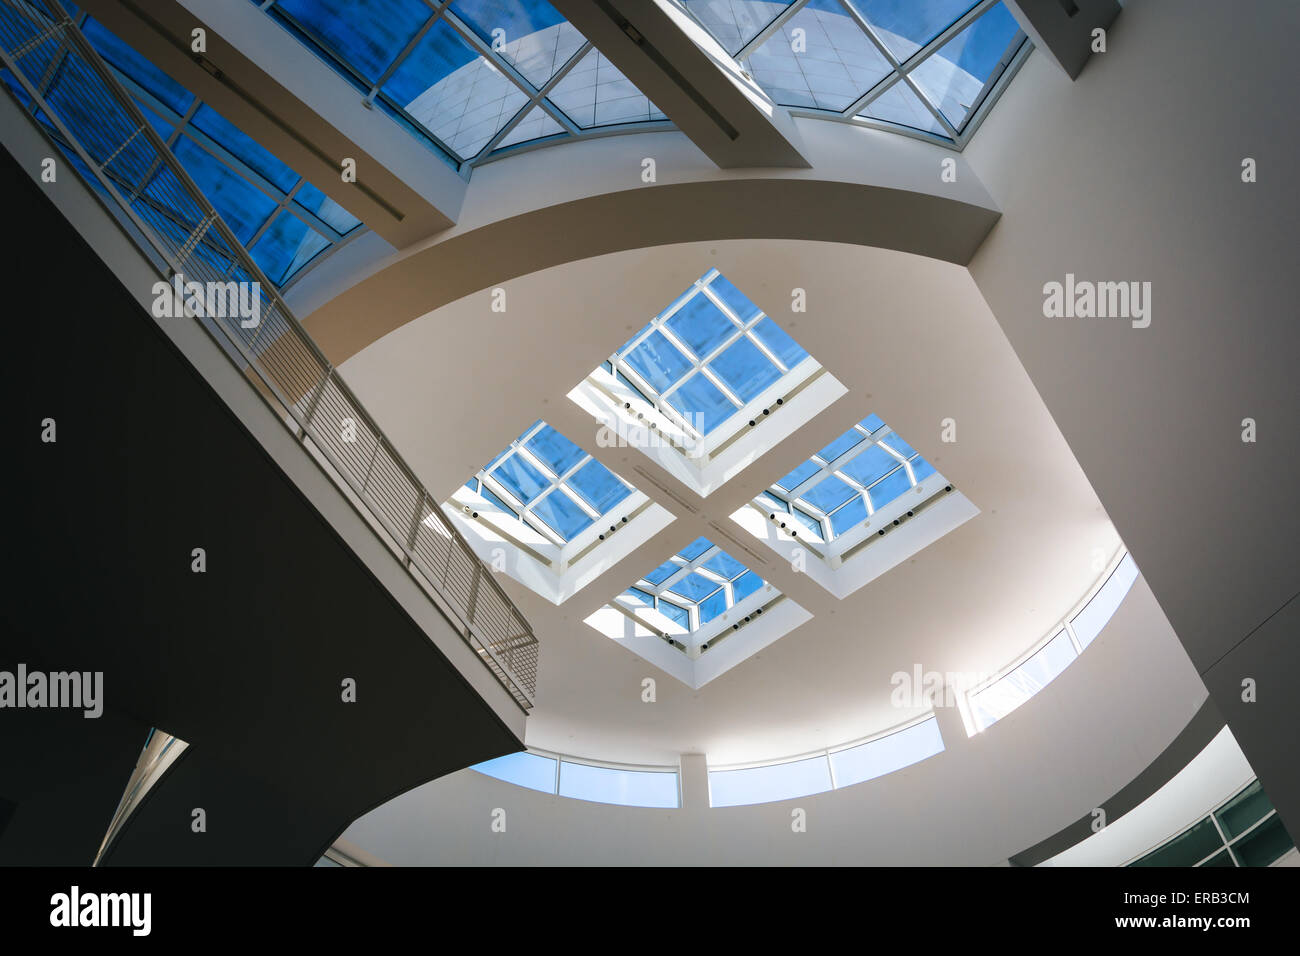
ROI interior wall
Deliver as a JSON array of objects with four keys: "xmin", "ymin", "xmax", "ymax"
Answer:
[
  {"xmin": 341, "ymin": 575, "xmax": 1210, "ymax": 865},
  {"xmin": 961, "ymin": 0, "xmax": 1300, "ymax": 832}
]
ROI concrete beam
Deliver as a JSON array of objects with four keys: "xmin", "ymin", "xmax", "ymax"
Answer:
[
  {"xmin": 552, "ymin": 0, "xmax": 810, "ymax": 168},
  {"xmin": 1004, "ymin": 0, "xmax": 1121, "ymax": 80},
  {"xmin": 80, "ymin": 0, "xmax": 466, "ymax": 246}
]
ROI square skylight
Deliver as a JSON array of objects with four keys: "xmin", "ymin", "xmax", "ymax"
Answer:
[
  {"xmin": 444, "ymin": 420, "xmax": 675, "ymax": 604},
  {"xmin": 584, "ymin": 536, "xmax": 812, "ymax": 687},
  {"xmin": 732, "ymin": 413, "xmax": 979, "ymax": 598},
  {"xmin": 568, "ymin": 269, "xmax": 846, "ymax": 497}
]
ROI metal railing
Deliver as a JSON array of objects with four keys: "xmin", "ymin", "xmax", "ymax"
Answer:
[{"xmin": 0, "ymin": 0, "xmax": 538, "ymax": 710}]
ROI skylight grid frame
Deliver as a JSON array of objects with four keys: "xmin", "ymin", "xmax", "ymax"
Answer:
[
  {"xmin": 472, "ymin": 420, "xmax": 632, "ymax": 547},
  {"xmin": 610, "ymin": 268, "xmax": 792, "ymax": 441},
  {"xmin": 764, "ymin": 420, "xmax": 928, "ymax": 547},
  {"xmin": 718, "ymin": 0, "xmax": 1030, "ymax": 150},
  {"xmin": 81, "ymin": 17, "xmax": 367, "ymax": 288},
  {"xmin": 621, "ymin": 540, "xmax": 757, "ymax": 636},
  {"xmin": 259, "ymin": 0, "xmax": 666, "ymax": 172}
]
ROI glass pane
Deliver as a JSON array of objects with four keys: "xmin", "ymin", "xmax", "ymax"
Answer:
[
  {"xmin": 817, "ymin": 427, "xmax": 869, "ymax": 465},
  {"xmin": 1130, "ymin": 818, "xmax": 1223, "ymax": 867},
  {"xmin": 881, "ymin": 433, "xmax": 917, "ymax": 458},
  {"xmin": 801, "ymin": 474, "xmax": 857, "ymax": 513},
  {"xmin": 547, "ymin": 47, "xmax": 664, "ymax": 128},
  {"xmin": 644, "ymin": 559, "xmax": 680, "ymax": 586},
  {"xmin": 708, "ymin": 337, "xmax": 781, "ymax": 402},
  {"xmin": 776, "ymin": 458, "xmax": 822, "ymax": 492},
  {"xmin": 82, "ymin": 18, "xmax": 194, "ymax": 115},
  {"xmin": 658, "ymin": 600, "xmax": 689, "ymax": 630},
  {"xmin": 828, "ymin": 495, "xmax": 868, "ymax": 538},
  {"xmin": 732, "ymin": 569, "xmax": 764, "ymax": 603},
  {"xmin": 384, "ymin": 17, "xmax": 529, "ymax": 159},
  {"xmin": 845, "ymin": 0, "xmax": 979, "ymax": 61},
  {"xmin": 746, "ymin": 0, "xmax": 891, "ymax": 110},
  {"xmin": 293, "ymin": 181, "xmax": 362, "ymax": 234},
  {"xmin": 794, "ymin": 507, "xmax": 825, "ymax": 541},
  {"xmin": 750, "ymin": 317, "xmax": 809, "ymax": 370},
  {"xmin": 666, "ymin": 290, "xmax": 739, "ymax": 359},
  {"xmin": 472, "ymin": 751, "xmax": 556, "ymax": 793},
  {"xmin": 276, "ymin": 0, "xmax": 434, "ymax": 83},
  {"xmin": 859, "ymin": 79, "xmax": 947, "ymax": 135},
  {"xmin": 679, "ymin": 537, "xmax": 713, "ymax": 562},
  {"xmin": 567, "ymin": 459, "xmax": 631, "ymax": 515},
  {"xmin": 171, "ymin": 136, "xmax": 276, "ymax": 244},
  {"xmin": 666, "ymin": 374, "xmax": 738, "ymax": 434},
  {"xmin": 490, "ymin": 452, "xmax": 551, "ymax": 504},
  {"xmin": 702, "ymin": 550, "xmax": 746, "ymax": 580},
  {"xmin": 867, "ymin": 465, "xmax": 912, "ymax": 509},
  {"xmin": 910, "ymin": 1, "xmax": 1022, "ymax": 129},
  {"xmin": 496, "ymin": 103, "xmax": 566, "ymax": 148},
  {"xmin": 709, "ymin": 755, "xmax": 833, "ymax": 807},
  {"xmin": 558, "ymin": 762, "xmax": 679, "ymax": 808},
  {"xmin": 860, "ymin": 413, "xmax": 885, "ymax": 432},
  {"xmin": 1215, "ymin": 780, "xmax": 1273, "ymax": 841},
  {"xmin": 1071, "ymin": 552, "xmax": 1139, "ymax": 649},
  {"xmin": 625, "ymin": 330, "xmax": 693, "ymax": 392},
  {"xmin": 698, "ymin": 588, "xmax": 728, "ymax": 624},
  {"xmin": 530, "ymin": 488, "xmax": 594, "ymax": 539},
  {"xmin": 251, "ymin": 210, "xmax": 330, "ymax": 284},
  {"xmin": 840, "ymin": 443, "xmax": 899, "ymax": 486},
  {"xmin": 622, "ymin": 586, "xmax": 654, "ymax": 606},
  {"xmin": 1231, "ymin": 814, "xmax": 1294, "ymax": 867},
  {"xmin": 910, "ymin": 456, "xmax": 937, "ymax": 482},
  {"xmin": 190, "ymin": 104, "xmax": 299, "ymax": 192},
  {"xmin": 971, "ymin": 630, "xmax": 1078, "ymax": 730},
  {"xmin": 707, "ymin": 273, "xmax": 762, "ymax": 321},
  {"xmin": 668, "ymin": 572, "xmax": 722, "ymax": 603},
  {"xmin": 450, "ymin": 0, "xmax": 585, "ymax": 88},
  {"xmin": 830, "ymin": 717, "xmax": 944, "ymax": 788},
  {"xmin": 680, "ymin": 0, "xmax": 796, "ymax": 55},
  {"xmin": 525, "ymin": 424, "xmax": 586, "ymax": 476}
]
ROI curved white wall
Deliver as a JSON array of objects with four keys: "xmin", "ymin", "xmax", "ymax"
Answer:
[{"xmin": 341, "ymin": 570, "xmax": 1208, "ymax": 865}]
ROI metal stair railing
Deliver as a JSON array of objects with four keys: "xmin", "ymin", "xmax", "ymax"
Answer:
[{"xmin": 0, "ymin": 0, "xmax": 538, "ymax": 710}]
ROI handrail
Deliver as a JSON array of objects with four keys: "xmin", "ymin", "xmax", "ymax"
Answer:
[{"xmin": 0, "ymin": 0, "xmax": 537, "ymax": 710}]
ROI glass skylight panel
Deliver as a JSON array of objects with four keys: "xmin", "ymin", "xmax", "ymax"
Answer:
[
  {"xmin": 829, "ymin": 716, "xmax": 944, "ymax": 788},
  {"xmin": 450, "ymin": 0, "xmax": 585, "ymax": 88},
  {"xmin": 909, "ymin": 1, "xmax": 1024, "ymax": 130},
  {"xmin": 545, "ymin": 47, "xmax": 667, "ymax": 128},
  {"xmin": 679, "ymin": 0, "xmax": 798, "ymax": 55},
  {"xmin": 464, "ymin": 420, "xmax": 635, "ymax": 545},
  {"xmin": 969, "ymin": 630, "xmax": 1078, "ymax": 731},
  {"xmin": 1069, "ymin": 552, "xmax": 1138, "ymax": 649},
  {"xmin": 472, "ymin": 751, "xmax": 557, "ymax": 793},
  {"xmin": 607, "ymin": 270, "xmax": 807, "ymax": 440},
  {"xmin": 73, "ymin": 17, "xmax": 363, "ymax": 287},
  {"xmin": 858, "ymin": 79, "xmax": 949, "ymax": 135},
  {"xmin": 845, "ymin": 0, "xmax": 980, "ymax": 61},
  {"xmin": 558, "ymin": 761, "xmax": 680, "ymax": 808},
  {"xmin": 709, "ymin": 755, "xmax": 833, "ymax": 807},
  {"xmin": 620, "ymin": 537, "xmax": 765, "ymax": 636},
  {"xmin": 746, "ymin": 0, "xmax": 893, "ymax": 111},
  {"xmin": 762, "ymin": 415, "xmax": 936, "ymax": 543},
  {"xmin": 275, "ymin": 0, "xmax": 434, "ymax": 84}
]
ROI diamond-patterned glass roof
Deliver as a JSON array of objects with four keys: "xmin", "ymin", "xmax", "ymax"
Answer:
[{"xmin": 679, "ymin": 0, "xmax": 1027, "ymax": 142}]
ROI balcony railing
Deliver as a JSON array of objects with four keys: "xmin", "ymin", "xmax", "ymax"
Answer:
[{"xmin": 0, "ymin": 0, "xmax": 538, "ymax": 710}]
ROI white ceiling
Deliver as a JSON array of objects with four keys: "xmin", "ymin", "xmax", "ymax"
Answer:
[{"xmin": 337, "ymin": 238, "xmax": 1120, "ymax": 764}]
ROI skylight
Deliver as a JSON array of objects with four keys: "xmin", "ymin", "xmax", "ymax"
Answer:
[
  {"xmin": 761, "ymin": 414, "xmax": 936, "ymax": 544},
  {"xmin": 678, "ymin": 0, "xmax": 1028, "ymax": 145},
  {"xmin": 569, "ymin": 269, "xmax": 846, "ymax": 497},
  {"xmin": 620, "ymin": 537, "xmax": 766, "ymax": 638},
  {"xmin": 69, "ymin": 15, "xmax": 363, "ymax": 287},
  {"xmin": 447, "ymin": 420, "xmax": 676, "ymax": 604},
  {"xmin": 585, "ymin": 535, "xmax": 812, "ymax": 687},
  {"xmin": 732, "ymin": 411, "xmax": 978, "ymax": 598},
  {"xmin": 464, "ymin": 420, "xmax": 632, "ymax": 545},
  {"xmin": 259, "ymin": 0, "xmax": 668, "ymax": 168}
]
